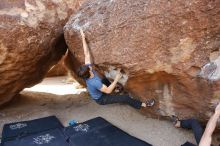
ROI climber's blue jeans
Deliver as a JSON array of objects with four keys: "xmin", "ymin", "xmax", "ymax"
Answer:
[
  {"xmin": 98, "ymin": 77, "xmax": 142, "ymax": 109},
  {"xmin": 95, "ymin": 94, "xmax": 142, "ymax": 109},
  {"xmin": 180, "ymin": 119, "xmax": 204, "ymax": 146}
]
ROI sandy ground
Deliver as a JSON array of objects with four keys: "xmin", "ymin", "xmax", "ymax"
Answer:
[{"xmin": 0, "ymin": 76, "xmax": 198, "ymax": 146}]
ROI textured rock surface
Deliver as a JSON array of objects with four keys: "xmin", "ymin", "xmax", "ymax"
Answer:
[
  {"xmin": 46, "ymin": 56, "xmax": 67, "ymax": 77},
  {"xmin": 0, "ymin": 0, "xmax": 84, "ymax": 105},
  {"xmin": 64, "ymin": 0, "xmax": 220, "ymax": 121}
]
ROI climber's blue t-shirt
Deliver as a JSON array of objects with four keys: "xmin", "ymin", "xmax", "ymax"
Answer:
[{"xmin": 85, "ymin": 64, "xmax": 103, "ymax": 100}]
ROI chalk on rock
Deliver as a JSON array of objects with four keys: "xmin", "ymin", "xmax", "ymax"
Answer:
[{"xmin": 200, "ymin": 57, "xmax": 220, "ymax": 81}]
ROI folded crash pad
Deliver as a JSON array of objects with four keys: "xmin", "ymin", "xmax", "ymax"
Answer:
[
  {"xmin": 3, "ymin": 128, "xmax": 68, "ymax": 146},
  {"xmin": 63, "ymin": 117, "xmax": 152, "ymax": 146},
  {"xmin": 1, "ymin": 116, "xmax": 63, "ymax": 144}
]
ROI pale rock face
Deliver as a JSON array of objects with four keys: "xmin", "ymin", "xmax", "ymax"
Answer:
[
  {"xmin": 64, "ymin": 0, "xmax": 220, "ymax": 121},
  {"xmin": 200, "ymin": 56, "xmax": 220, "ymax": 81},
  {"xmin": 0, "ymin": 0, "xmax": 84, "ymax": 105}
]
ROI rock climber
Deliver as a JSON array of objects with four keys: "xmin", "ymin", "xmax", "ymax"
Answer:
[{"xmin": 77, "ymin": 28, "xmax": 155, "ymax": 109}]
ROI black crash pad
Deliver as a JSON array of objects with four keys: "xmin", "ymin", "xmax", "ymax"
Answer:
[
  {"xmin": 1, "ymin": 116, "xmax": 152, "ymax": 146},
  {"xmin": 1, "ymin": 116, "xmax": 63, "ymax": 144},
  {"xmin": 63, "ymin": 117, "xmax": 152, "ymax": 146},
  {"xmin": 3, "ymin": 128, "xmax": 68, "ymax": 146}
]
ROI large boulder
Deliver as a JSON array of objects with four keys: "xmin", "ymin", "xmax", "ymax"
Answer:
[
  {"xmin": 64, "ymin": 0, "xmax": 220, "ymax": 121},
  {"xmin": 0, "ymin": 0, "xmax": 84, "ymax": 105}
]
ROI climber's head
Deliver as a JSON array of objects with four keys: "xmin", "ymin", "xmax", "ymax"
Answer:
[{"xmin": 77, "ymin": 65, "xmax": 92, "ymax": 79}]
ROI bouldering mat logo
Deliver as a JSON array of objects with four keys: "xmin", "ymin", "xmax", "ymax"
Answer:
[
  {"xmin": 33, "ymin": 134, "xmax": 55, "ymax": 145},
  {"xmin": 10, "ymin": 123, "xmax": 27, "ymax": 130},
  {"xmin": 73, "ymin": 124, "xmax": 90, "ymax": 132}
]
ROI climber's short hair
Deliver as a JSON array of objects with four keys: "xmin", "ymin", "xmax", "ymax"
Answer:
[{"xmin": 77, "ymin": 65, "xmax": 91, "ymax": 79}]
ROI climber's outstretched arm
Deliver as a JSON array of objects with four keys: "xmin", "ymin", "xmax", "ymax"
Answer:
[{"xmin": 80, "ymin": 28, "xmax": 92, "ymax": 64}]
